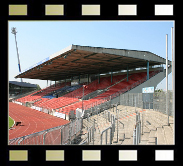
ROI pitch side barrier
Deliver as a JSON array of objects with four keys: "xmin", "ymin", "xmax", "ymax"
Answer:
[{"xmin": 9, "ymin": 118, "xmax": 83, "ymax": 145}]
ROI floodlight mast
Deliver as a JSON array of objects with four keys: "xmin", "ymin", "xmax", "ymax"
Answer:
[{"xmin": 11, "ymin": 27, "xmax": 23, "ymax": 82}]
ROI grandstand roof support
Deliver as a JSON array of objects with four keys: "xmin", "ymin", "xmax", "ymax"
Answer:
[
  {"xmin": 82, "ymin": 85, "xmax": 84, "ymax": 112},
  {"xmin": 111, "ymin": 68, "xmax": 113, "ymax": 83},
  {"xmin": 98, "ymin": 73, "xmax": 100, "ymax": 84},
  {"xmin": 79, "ymin": 74, "xmax": 80, "ymax": 84},
  {"xmin": 127, "ymin": 66, "xmax": 129, "ymax": 82},
  {"xmin": 87, "ymin": 74, "xmax": 89, "ymax": 85},
  {"xmin": 147, "ymin": 61, "xmax": 149, "ymax": 80}
]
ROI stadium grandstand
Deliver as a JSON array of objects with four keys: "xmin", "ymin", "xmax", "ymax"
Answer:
[
  {"xmin": 9, "ymin": 81, "xmax": 37, "ymax": 100},
  {"xmin": 9, "ymin": 45, "xmax": 174, "ymax": 145}
]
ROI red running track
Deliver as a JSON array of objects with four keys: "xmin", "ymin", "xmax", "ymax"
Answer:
[{"xmin": 9, "ymin": 102, "xmax": 69, "ymax": 140}]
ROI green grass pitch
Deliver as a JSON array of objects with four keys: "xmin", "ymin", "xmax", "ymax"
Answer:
[{"xmin": 9, "ymin": 116, "xmax": 14, "ymax": 129}]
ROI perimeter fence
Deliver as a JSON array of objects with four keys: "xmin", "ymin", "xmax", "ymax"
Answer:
[
  {"xmin": 9, "ymin": 118, "xmax": 82, "ymax": 145},
  {"xmin": 83, "ymin": 90, "xmax": 173, "ymax": 118}
]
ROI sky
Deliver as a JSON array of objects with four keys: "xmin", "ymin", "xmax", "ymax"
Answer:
[{"xmin": 8, "ymin": 21, "xmax": 174, "ymax": 90}]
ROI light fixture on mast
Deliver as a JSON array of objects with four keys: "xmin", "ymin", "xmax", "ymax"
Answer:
[{"xmin": 11, "ymin": 27, "xmax": 23, "ymax": 82}]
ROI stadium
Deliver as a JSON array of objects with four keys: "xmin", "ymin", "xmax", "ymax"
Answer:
[{"xmin": 9, "ymin": 44, "xmax": 174, "ymax": 145}]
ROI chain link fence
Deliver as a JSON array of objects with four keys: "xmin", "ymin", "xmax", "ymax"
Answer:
[
  {"xmin": 153, "ymin": 91, "xmax": 173, "ymax": 116},
  {"xmin": 9, "ymin": 118, "xmax": 82, "ymax": 145}
]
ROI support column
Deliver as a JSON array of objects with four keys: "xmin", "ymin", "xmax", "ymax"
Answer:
[
  {"xmin": 147, "ymin": 61, "xmax": 149, "ymax": 80},
  {"xmin": 166, "ymin": 34, "xmax": 169, "ymax": 126},
  {"xmin": 98, "ymin": 73, "xmax": 100, "ymax": 84},
  {"xmin": 88, "ymin": 74, "xmax": 89, "ymax": 85},
  {"xmin": 111, "ymin": 69, "xmax": 113, "ymax": 83},
  {"xmin": 55, "ymin": 81, "xmax": 56, "ymax": 87},
  {"xmin": 172, "ymin": 27, "xmax": 175, "ymax": 118},
  {"xmin": 127, "ymin": 66, "xmax": 129, "ymax": 82},
  {"xmin": 79, "ymin": 74, "xmax": 80, "ymax": 84}
]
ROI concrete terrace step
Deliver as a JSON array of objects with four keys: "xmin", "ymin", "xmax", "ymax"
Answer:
[
  {"xmin": 163, "ymin": 125, "xmax": 174, "ymax": 144},
  {"xmin": 149, "ymin": 130, "xmax": 156, "ymax": 138},
  {"xmin": 170, "ymin": 123, "xmax": 174, "ymax": 134},
  {"xmin": 80, "ymin": 105, "xmax": 174, "ymax": 145},
  {"xmin": 121, "ymin": 137, "xmax": 133, "ymax": 145},
  {"xmin": 143, "ymin": 110, "xmax": 173, "ymax": 127},
  {"xmin": 157, "ymin": 127, "xmax": 166, "ymax": 145},
  {"xmin": 139, "ymin": 132, "xmax": 149, "ymax": 144},
  {"xmin": 147, "ymin": 137, "xmax": 156, "ymax": 145}
]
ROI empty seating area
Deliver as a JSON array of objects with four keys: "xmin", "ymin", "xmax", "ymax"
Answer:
[
  {"xmin": 94, "ymin": 71, "xmax": 154, "ymax": 99},
  {"xmin": 58, "ymin": 98, "xmax": 103, "ymax": 115},
  {"xmin": 65, "ymin": 74, "xmax": 127, "ymax": 99},
  {"xmin": 32, "ymin": 82, "xmax": 70, "ymax": 97},
  {"xmin": 16, "ymin": 82, "xmax": 69, "ymax": 103},
  {"xmin": 44, "ymin": 83, "xmax": 79, "ymax": 98},
  {"xmin": 35, "ymin": 97, "xmax": 79, "ymax": 110},
  {"xmin": 14, "ymin": 69, "xmax": 161, "ymax": 119},
  {"xmin": 56, "ymin": 70, "xmax": 159, "ymax": 116},
  {"xmin": 54, "ymin": 85, "xmax": 82, "ymax": 97}
]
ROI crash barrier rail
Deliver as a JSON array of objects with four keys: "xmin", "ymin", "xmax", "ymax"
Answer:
[
  {"xmin": 79, "ymin": 113, "xmax": 116, "ymax": 145},
  {"xmin": 133, "ymin": 112, "xmax": 141, "ymax": 145},
  {"xmin": 100, "ymin": 113, "xmax": 116, "ymax": 145},
  {"xmin": 79, "ymin": 125, "xmax": 95, "ymax": 145},
  {"xmin": 100, "ymin": 111, "xmax": 125, "ymax": 145},
  {"xmin": 100, "ymin": 125, "xmax": 113, "ymax": 145},
  {"xmin": 9, "ymin": 118, "xmax": 82, "ymax": 145},
  {"xmin": 83, "ymin": 69, "xmax": 162, "ymax": 113}
]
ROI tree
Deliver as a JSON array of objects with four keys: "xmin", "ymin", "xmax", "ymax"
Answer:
[
  {"xmin": 155, "ymin": 89, "xmax": 164, "ymax": 93},
  {"xmin": 36, "ymin": 84, "xmax": 41, "ymax": 90},
  {"xmin": 154, "ymin": 89, "xmax": 164, "ymax": 98}
]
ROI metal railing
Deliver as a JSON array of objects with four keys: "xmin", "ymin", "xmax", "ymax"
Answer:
[
  {"xmin": 101, "ymin": 126, "xmax": 113, "ymax": 145},
  {"xmin": 100, "ymin": 113, "xmax": 116, "ymax": 145},
  {"xmin": 133, "ymin": 112, "xmax": 141, "ymax": 145},
  {"xmin": 9, "ymin": 118, "xmax": 83, "ymax": 145},
  {"xmin": 79, "ymin": 125, "xmax": 95, "ymax": 145},
  {"xmin": 83, "ymin": 69, "xmax": 162, "ymax": 113}
]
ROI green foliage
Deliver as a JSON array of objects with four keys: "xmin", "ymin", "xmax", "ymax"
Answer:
[
  {"xmin": 36, "ymin": 84, "xmax": 41, "ymax": 90},
  {"xmin": 155, "ymin": 89, "xmax": 164, "ymax": 93}
]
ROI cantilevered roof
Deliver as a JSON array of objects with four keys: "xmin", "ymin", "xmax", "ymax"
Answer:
[{"xmin": 15, "ymin": 45, "xmax": 171, "ymax": 81}]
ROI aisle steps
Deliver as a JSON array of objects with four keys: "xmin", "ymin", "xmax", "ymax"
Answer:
[{"xmin": 80, "ymin": 105, "xmax": 174, "ymax": 145}]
